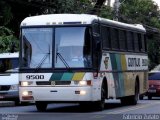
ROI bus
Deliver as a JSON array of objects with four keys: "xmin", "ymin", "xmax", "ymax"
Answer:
[
  {"xmin": 0, "ymin": 52, "xmax": 19, "ymax": 105},
  {"xmin": 19, "ymin": 14, "xmax": 148, "ymax": 111}
]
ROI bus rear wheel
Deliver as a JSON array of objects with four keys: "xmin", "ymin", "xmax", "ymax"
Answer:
[
  {"xmin": 35, "ymin": 101, "xmax": 48, "ymax": 112},
  {"xmin": 121, "ymin": 81, "xmax": 139, "ymax": 105}
]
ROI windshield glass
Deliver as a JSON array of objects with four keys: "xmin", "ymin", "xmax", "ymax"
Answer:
[
  {"xmin": 21, "ymin": 27, "xmax": 92, "ymax": 69},
  {"xmin": 55, "ymin": 27, "xmax": 92, "ymax": 68},
  {"xmin": 21, "ymin": 28, "xmax": 52, "ymax": 68},
  {"xmin": 149, "ymin": 72, "xmax": 160, "ymax": 80},
  {"xmin": 0, "ymin": 58, "xmax": 19, "ymax": 73}
]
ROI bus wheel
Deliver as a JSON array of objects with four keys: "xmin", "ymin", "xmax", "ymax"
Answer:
[
  {"xmin": 128, "ymin": 81, "xmax": 139, "ymax": 105},
  {"xmin": 35, "ymin": 101, "xmax": 48, "ymax": 112},
  {"xmin": 121, "ymin": 81, "xmax": 139, "ymax": 105},
  {"xmin": 93, "ymin": 83, "xmax": 106, "ymax": 111}
]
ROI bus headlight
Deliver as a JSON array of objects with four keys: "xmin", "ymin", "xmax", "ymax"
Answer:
[
  {"xmin": 78, "ymin": 80, "xmax": 92, "ymax": 86},
  {"xmin": 22, "ymin": 91, "xmax": 32, "ymax": 96},
  {"xmin": 20, "ymin": 81, "xmax": 33, "ymax": 86},
  {"xmin": 79, "ymin": 81, "xmax": 87, "ymax": 86},
  {"xmin": 80, "ymin": 90, "xmax": 86, "ymax": 95}
]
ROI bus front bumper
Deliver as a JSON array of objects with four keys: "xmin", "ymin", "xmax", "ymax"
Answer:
[{"xmin": 19, "ymin": 86, "xmax": 94, "ymax": 102}]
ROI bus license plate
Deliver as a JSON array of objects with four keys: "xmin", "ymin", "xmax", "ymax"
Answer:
[{"xmin": 148, "ymin": 89, "xmax": 156, "ymax": 93}]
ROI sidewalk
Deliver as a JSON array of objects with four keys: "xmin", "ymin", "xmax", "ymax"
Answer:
[{"xmin": 0, "ymin": 101, "xmax": 14, "ymax": 107}]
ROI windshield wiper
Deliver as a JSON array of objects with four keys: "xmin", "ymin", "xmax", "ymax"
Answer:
[
  {"xmin": 56, "ymin": 52, "xmax": 70, "ymax": 70},
  {"xmin": 35, "ymin": 53, "xmax": 49, "ymax": 72},
  {"xmin": 35, "ymin": 44, "xmax": 51, "ymax": 72}
]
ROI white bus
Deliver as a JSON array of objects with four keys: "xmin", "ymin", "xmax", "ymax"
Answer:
[
  {"xmin": 19, "ymin": 14, "xmax": 148, "ymax": 111},
  {"xmin": 0, "ymin": 52, "xmax": 19, "ymax": 105}
]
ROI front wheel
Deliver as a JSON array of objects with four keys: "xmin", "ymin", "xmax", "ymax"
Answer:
[
  {"xmin": 92, "ymin": 83, "xmax": 106, "ymax": 111},
  {"xmin": 35, "ymin": 101, "xmax": 48, "ymax": 112}
]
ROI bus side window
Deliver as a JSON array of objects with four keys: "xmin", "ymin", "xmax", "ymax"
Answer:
[
  {"xmin": 127, "ymin": 31, "xmax": 134, "ymax": 51},
  {"xmin": 134, "ymin": 33, "xmax": 140, "ymax": 52},
  {"xmin": 111, "ymin": 28, "xmax": 119, "ymax": 50},
  {"xmin": 119, "ymin": 30, "xmax": 127, "ymax": 51},
  {"xmin": 140, "ymin": 34, "xmax": 145, "ymax": 52},
  {"xmin": 101, "ymin": 25, "xmax": 111, "ymax": 49},
  {"xmin": 138, "ymin": 33, "xmax": 143, "ymax": 52},
  {"xmin": 144, "ymin": 35, "xmax": 147, "ymax": 52}
]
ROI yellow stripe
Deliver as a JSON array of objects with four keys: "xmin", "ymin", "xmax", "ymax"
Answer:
[
  {"xmin": 121, "ymin": 54, "xmax": 127, "ymax": 71},
  {"xmin": 72, "ymin": 72, "xmax": 85, "ymax": 81}
]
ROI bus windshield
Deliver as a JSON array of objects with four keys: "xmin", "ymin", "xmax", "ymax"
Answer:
[
  {"xmin": 55, "ymin": 27, "xmax": 92, "ymax": 68},
  {"xmin": 22, "ymin": 28, "xmax": 52, "ymax": 68},
  {"xmin": 21, "ymin": 27, "xmax": 92, "ymax": 69}
]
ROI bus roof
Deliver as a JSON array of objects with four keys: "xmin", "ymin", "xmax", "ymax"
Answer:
[
  {"xmin": 21, "ymin": 14, "xmax": 145, "ymax": 32},
  {"xmin": 0, "ymin": 52, "xmax": 19, "ymax": 59},
  {"xmin": 21, "ymin": 14, "xmax": 98, "ymax": 26}
]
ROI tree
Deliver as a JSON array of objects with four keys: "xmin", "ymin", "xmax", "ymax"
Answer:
[
  {"xmin": 0, "ymin": 26, "xmax": 19, "ymax": 53},
  {"xmin": 119, "ymin": 0, "xmax": 160, "ymax": 27},
  {"xmin": 0, "ymin": 1, "xmax": 19, "ymax": 53},
  {"xmin": 118, "ymin": 0, "xmax": 160, "ymax": 70}
]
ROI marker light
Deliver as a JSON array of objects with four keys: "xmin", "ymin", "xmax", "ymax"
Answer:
[{"xmin": 21, "ymin": 81, "xmax": 33, "ymax": 86}]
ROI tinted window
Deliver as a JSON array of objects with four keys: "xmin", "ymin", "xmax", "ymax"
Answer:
[
  {"xmin": 134, "ymin": 33, "xmax": 139, "ymax": 52},
  {"xmin": 141, "ymin": 34, "xmax": 145, "ymax": 52},
  {"xmin": 148, "ymin": 73, "xmax": 160, "ymax": 80},
  {"xmin": 144, "ymin": 35, "xmax": 147, "ymax": 52},
  {"xmin": 119, "ymin": 30, "xmax": 126, "ymax": 50},
  {"xmin": 101, "ymin": 26, "xmax": 111, "ymax": 49},
  {"xmin": 127, "ymin": 31, "xmax": 134, "ymax": 51},
  {"xmin": 111, "ymin": 28, "xmax": 119, "ymax": 50}
]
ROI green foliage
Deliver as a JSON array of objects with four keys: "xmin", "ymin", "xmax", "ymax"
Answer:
[
  {"xmin": 119, "ymin": 0, "xmax": 160, "ymax": 27},
  {"xmin": 0, "ymin": 1, "xmax": 13, "ymax": 26},
  {"xmin": 99, "ymin": 5, "xmax": 114, "ymax": 19},
  {"xmin": 0, "ymin": 26, "xmax": 19, "ymax": 53},
  {"xmin": 147, "ymin": 36, "xmax": 160, "ymax": 70},
  {"xmin": 44, "ymin": 0, "xmax": 93, "ymax": 14},
  {"xmin": 119, "ymin": 0, "xmax": 160, "ymax": 70}
]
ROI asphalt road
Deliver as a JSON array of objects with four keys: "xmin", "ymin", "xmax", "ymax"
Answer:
[{"xmin": 0, "ymin": 97, "xmax": 160, "ymax": 120}]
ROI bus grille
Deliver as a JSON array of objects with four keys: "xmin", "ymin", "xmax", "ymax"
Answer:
[
  {"xmin": 36, "ymin": 81, "xmax": 71, "ymax": 86},
  {"xmin": 0, "ymin": 85, "xmax": 10, "ymax": 91}
]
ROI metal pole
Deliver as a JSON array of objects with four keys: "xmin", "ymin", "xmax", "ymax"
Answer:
[
  {"xmin": 107, "ymin": 0, "xmax": 111, "ymax": 6},
  {"xmin": 114, "ymin": 0, "xmax": 120, "ymax": 21}
]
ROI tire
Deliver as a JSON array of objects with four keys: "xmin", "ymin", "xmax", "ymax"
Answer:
[
  {"xmin": 129, "ymin": 81, "xmax": 139, "ymax": 105},
  {"xmin": 35, "ymin": 101, "xmax": 48, "ymax": 112},
  {"xmin": 121, "ymin": 81, "xmax": 139, "ymax": 105},
  {"xmin": 93, "ymin": 83, "xmax": 106, "ymax": 111}
]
